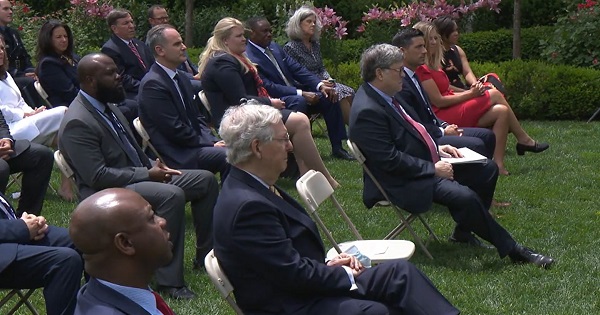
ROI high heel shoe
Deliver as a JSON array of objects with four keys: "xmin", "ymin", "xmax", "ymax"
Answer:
[{"xmin": 516, "ymin": 142, "xmax": 549, "ymax": 155}]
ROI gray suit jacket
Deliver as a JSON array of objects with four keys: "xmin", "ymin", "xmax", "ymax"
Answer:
[{"xmin": 58, "ymin": 93, "xmax": 152, "ymax": 200}]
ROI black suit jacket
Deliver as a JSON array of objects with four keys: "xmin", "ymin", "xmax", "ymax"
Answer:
[
  {"xmin": 138, "ymin": 63, "xmax": 218, "ymax": 169},
  {"xmin": 349, "ymin": 83, "xmax": 438, "ymax": 212},
  {"xmin": 0, "ymin": 26, "xmax": 34, "ymax": 76},
  {"xmin": 101, "ymin": 35, "xmax": 154, "ymax": 99},
  {"xmin": 214, "ymin": 167, "xmax": 351, "ymax": 314},
  {"xmin": 0, "ymin": 192, "xmax": 30, "ymax": 272},
  {"xmin": 37, "ymin": 54, "xmax": 79, "ymax": 107},
  {"xmin": 201, "ymin": 53, "xmax": 270, "ymax": 127},
  {"xmin": 397, "ymin": 69, "xmax": 448, "ymax": 138},
  {"xmin": 58, "ymin": 93, "xmax": 152, "ymax": 200},
  {"xmin": 74, "ymin": 278, "xmax": 152, "ymax": 315}
]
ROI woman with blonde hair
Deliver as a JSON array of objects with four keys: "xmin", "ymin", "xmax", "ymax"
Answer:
[
  {"xmin": 283, "ymin": 6, "xmax": 354, "ymax": 124},
  {"xmin": 413, "ymin": 21, "xmax": 548, "ymax": 175},
  {"xmin": 198, "ymin": 17, "xmax": 339, "ymax": 187}
]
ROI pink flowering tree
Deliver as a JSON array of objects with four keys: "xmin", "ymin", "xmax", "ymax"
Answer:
[
  {"xmin": 357, "ymin": 0, "xmax": 502, "ymax": 45},
  {"xmin": 313, "ymin": 6, "xmax": 350, "ymax": 72},
  {"xmin": 63, "ymin": 0, "xmax": 114, "ymax": 55},
  {"xmin": 541, "ymin": 0, "xmax": 600, "ymax": 68}
]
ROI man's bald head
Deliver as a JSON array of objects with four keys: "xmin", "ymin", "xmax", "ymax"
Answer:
[
  {"xmin": 77, "ymin": 53, "xmax": 126, "ymax": 103},
  {"xmin": 70, "ymin": 188, "xmax": 145, "ymax": 256},
  {"xmin": 69, "ymin": 188, "xmax": 172, "ymax": 284}
]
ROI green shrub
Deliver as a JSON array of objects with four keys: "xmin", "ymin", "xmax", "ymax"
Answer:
[
  {"xmin": 326, "ymin": 58, "xmax": 600, "ymax": 120},
  {"xmin": 471, "ymin": 60, "xmax": 600, "ymax": 120},
  {"xmin": 459, "ymin": 26, "xmax": 554, "ymax": 62}
]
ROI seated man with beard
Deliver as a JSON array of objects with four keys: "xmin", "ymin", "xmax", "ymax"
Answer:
[{"xmin": 58, "ymin": 53, "xmax": 219, "ymax": 299}]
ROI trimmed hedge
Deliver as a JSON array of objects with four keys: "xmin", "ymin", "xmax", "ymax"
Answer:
[
  {"xmin": 326, "ymin": 58, "xmax": 600, "ymax": 121},
  {"xmin": 458, "ymin": 26, "xmax": 555, "ymax": 62}
]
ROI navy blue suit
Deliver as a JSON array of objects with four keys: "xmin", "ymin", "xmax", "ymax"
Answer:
[
  {"xmin": 37, "ymin": 54, "xmax": 79, "ymax": 108},
  {"xmin": 74, "ymin": 278, "xmax": 154, "ymax": 315},
  {"xmin": 349, "ymin": 83, "xmax": 517, "ymax": 257},
  {"xmin": 398, "ymin": 69, "xmax": 495, "ymax": 158},
  {"xmin": 0, "ymin": 193, "xmax": 82, "ymax": 315},
  {"xmin": 246, "ymin": 41, "xmax": 347, "ymax": 148},
  {"xmin": 138, "ymin": 63, "xmax": 228, "ymax": 178},
  {"xmin": 101, "ymin": 35, "xmax": 154, "ymax": 100},
  {"xmin": 213, "ymin": 167, "xmax": 458, "ymax": 315}
]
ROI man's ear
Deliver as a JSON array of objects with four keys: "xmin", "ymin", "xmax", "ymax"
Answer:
[
  {"xmin": 250, "ymin": 138, "xmax": 261, "ymax": 158},
  {"xmin": 114, "ymin": 232, "xmax": 135, "ymax": 256}
]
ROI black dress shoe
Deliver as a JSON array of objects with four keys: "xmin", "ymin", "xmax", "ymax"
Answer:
[
  {"xmin": 156, "ymin": 285, "xmax": 196, "ymax": 300},
  {"xmin": 509, "ymin": 244, "xmax": 555, "ymax": 269},
  {"xmin": 516, "ymin": 142, "xmax": 549, "ymax": 155},
  {"xmin": 449, "ymin": 232, "xmax": 494, "ymax": 249},
  {"xmin": 332, "ymin": 148, "xmax": 355, "ymax": 160}
]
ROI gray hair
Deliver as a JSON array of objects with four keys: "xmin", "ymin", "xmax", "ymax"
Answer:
[
  {"xmin": 219, "ymin": 104, "xmax": 282, "ymax": 165},
  {"xmin": 146, "ymin": 24, "xmax": 175, "ymax": 55},
  {"xmin": 360, "ymin": 44, "xmax": 404, "ymax": 82},
  {"xmin": 286, "ymin": 6, "xmax": 322, "ymax": 41}
]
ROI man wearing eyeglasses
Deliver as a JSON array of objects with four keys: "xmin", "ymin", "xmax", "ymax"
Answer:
[{"xmin": 146, "ymin": 5, "xmax": 202, "ymax": 95}]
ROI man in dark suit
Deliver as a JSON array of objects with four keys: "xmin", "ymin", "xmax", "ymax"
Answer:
[
  {"xmin": 0, "ymin": 111, "xmax": 53, "ymax": 216},
  {"xmin": 101, "ymin": 8, "xmax": 154, "ymax": 101},
  {"xmin": 0, "ymin": 0, "xmax": 41, "ymax": 107},
  {"xmin": 349, "ymin": 43, "xmax": 553, "ymax": 268},
  {"xmin": 393, "ymin": 28, "xmax": 495, "ymax": 159},
  {"xmin": 58, "ymin": 53, "xmax": 219, "ymax": 299},
  {"xmin": 139, "ymin": 25, "xmax": 228, "ymax": 179},
  {"xmin": 214, "ymin": 104, "xmax": 459, "ymax": 315},
  {"xmin": 71, "ymin": 188, "xmax": 176, "ymax": 315},
  {"xmin": 146, "ymin": 5, "xmax": 202, "ymax": 93},
  {"xmin": 245, "ymin": 17, "xmax": 353, "ymax": 160},
  {"xmin": 0, "ymin": 191, "xmax": 82, "ymax": 315}
]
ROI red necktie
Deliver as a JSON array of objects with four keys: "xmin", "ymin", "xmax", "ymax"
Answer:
[
  {"xmin": 392, "ymin": 99, "xmax": 439, "ymax": 162},
  {"xmin": 128, "ymin": 41, "xmax": 146, "ymax": 69},
  {"xmin": 152, "ymin": 292, "xmax": 175, "ymax": 315}
]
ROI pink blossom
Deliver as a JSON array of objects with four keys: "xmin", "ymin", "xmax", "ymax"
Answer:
[
  {"xmin": 593, "ymin": 58, "xmax": 598, "ymax": 65},
  {"xmin": 86, "ymin": 0, "xmax": 98, "ymax": 4},
  {"xmin": 357, "ymin": 24, "xmax": 366, "ymax": 33},
  {"xmin": 70, "ymin": 0, "xmax": 82, "ymax": 5}
]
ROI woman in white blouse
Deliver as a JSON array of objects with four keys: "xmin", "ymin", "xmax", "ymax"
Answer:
[{"xmin": 0, "ymin": 35, "xmax": 72, "ymax": 199}]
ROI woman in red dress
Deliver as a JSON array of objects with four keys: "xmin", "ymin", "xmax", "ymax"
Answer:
[{"xmin": 413, "ymin": 22, "xmax": 548, "ymax": 175}]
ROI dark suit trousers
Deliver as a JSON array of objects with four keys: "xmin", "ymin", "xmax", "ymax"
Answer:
[
  {"xmin": 299, "ymin": 260, "xmax": 458, "ymax": 315},
  {"xmin": 0, "ymin": 226, "xmax": 83, "ymax": 315},
  {"xmin": 283, "ymin": 94, "xmax": 347, "ymax": 150},
  {"xmin": 126, "ymin": 169, "xmax": 218, "ymax": 286},
  {"xmin": 433, "ymin": 160, "xmax": 516, "ymax": 257},
  {"xmin": 437, "ymin": 127, "xmax": 495, "ymax": 159},
  {"xmin": 0, "ymin": 143, "xmax": 53, "ymax": 215},
  {"xmin": 197, "ymin": 146, "xmax": 230, "ymax": 182}
]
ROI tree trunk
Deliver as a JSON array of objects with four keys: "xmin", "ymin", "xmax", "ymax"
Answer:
[
  {"xmin": 512, "ymin": 0, "xmax": 522, "ymax": 59},
  {"xmin": 184, "ymin": 0, "xmax": 193, "ymax": 47}
]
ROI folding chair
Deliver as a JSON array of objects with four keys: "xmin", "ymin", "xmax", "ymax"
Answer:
[
  {"xmin": 197, "ymin": 90, "xmax": 211, "ymax": 115},
  {"xmin": 53, "ymin": 150, "xmax": 75, "ymax": 185},
  {"xmin": 132, "ymin": 118, "xmax": 164, "ymax": 163},
  {"xmin": 309, "ymin": 113, "xmax": 327, "ymax": 137},
  {"xmin": 0, "ymin": 289, "xmax": 40, "ymax": 315},
  {"xmin": 204, "ymin": 249, "xmax": 244, "ymax": 315},
  {"xmin": 346, "ymin": 140, "xmax": 439, "ymax": 260},
  {"xmin": 33, "ymin": 81, "xmax": 52, "ymax": 108},
  {"xmin": 296, "ymin": 170, "xmax": 415, "ymax": 264}
]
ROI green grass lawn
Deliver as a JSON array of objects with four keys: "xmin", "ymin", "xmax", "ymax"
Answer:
[{"xmin": 3, "ymin": 120, "xmax": 600, "ymax": 314}]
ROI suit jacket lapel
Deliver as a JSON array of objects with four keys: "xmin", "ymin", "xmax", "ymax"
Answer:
[
  {"xmin": 231, "ymin": 168, "xmax": 324, "ymax": 248},
  {"xmin": 403, "ymin": 70, "xmax": 444, "ymax": 125},
  {"xmin": 362, "ymin": 83, "xmax": 424, "ymax": 143}
]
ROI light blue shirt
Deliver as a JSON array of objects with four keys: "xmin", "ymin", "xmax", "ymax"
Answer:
[{"xmin": 97, "ymin": 279, "xmax": 163, "ymax": 315}]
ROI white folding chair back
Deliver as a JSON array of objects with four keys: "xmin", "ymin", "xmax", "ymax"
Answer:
[
  {"xmin": 33, "ymin": 81, "xmax": 52, "ymax": 108},
  {"xmin": 54, "ymin": 150, "xmax": 75, "ymax": 183},
  {"xmin": 0, "ymin": 289, "xmax": 40, "ymax": 315},
  {"xmin": 132, "ymin": 118, "xmax": 164, "ymax": 163},
  {"xmin": 198, "ymin": 90, "xmax": 211, "ymax": 113},
  {"xmin": 347, "ymin": 140, "xmax": 438, "ymax": 259},
  {"xmin": 296, "ymin": 170, "xmax": 415, "ymax": 263},
  {"xmin": 204, "ymin": 250, "xmax": 244, "ymax": 315}
]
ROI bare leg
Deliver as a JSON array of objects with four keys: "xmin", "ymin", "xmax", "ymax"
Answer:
[
  {"xmin": 285, "ymin": 112, "xmax": 339, "ymax": 188},
  {"xmin": 487, "ymin": 90, "xmax": 535, "ymax": 145},
  {"xmin": 478, "ymin": 104, "xmax": 509, "ymax": 175},
  {"xmin": 339, "ymin": 96, "xmax": 353, "ymax": 125},
  {"xmin": 58, "ymin": 174, "xmax": 75, "ymax": 202}
]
